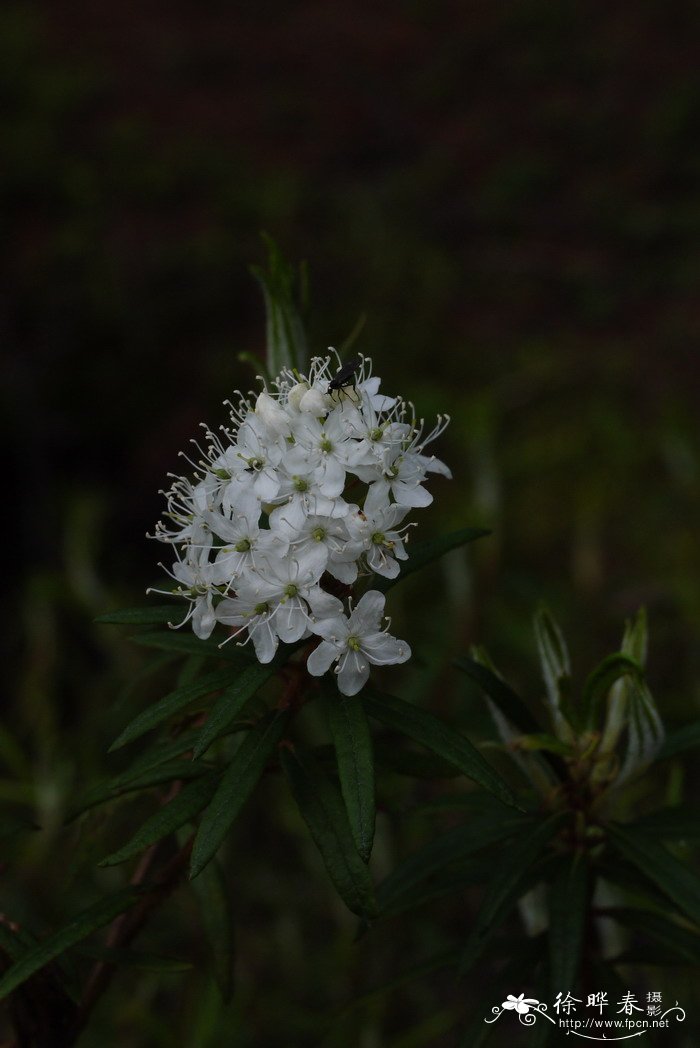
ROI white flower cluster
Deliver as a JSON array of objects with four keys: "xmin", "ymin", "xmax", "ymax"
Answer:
[{"xmin": 151, "ymin": 354, "xmax": 450, "ymax": 695}]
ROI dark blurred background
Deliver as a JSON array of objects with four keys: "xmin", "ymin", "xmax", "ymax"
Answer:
[{"xmin": 3, "ymin": 2, "xmax": 700, "ymax": 1045}]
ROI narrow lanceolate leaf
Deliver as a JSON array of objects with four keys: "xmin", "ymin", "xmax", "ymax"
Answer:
[
  {"xmin": 606, "ymin": 909, "xmax": 700, "ymax": 965},
  {"xmin": 109, "ymin": 668, "xmax": 236, "ymax": 752},
  {"xmin": 190, "ymin": 710, "xmax": 289, "ymax": 879},
  {"xmin": 376, "ymin": 526, "xmax": 490, "ymax": 594},
  {"xmin": 100, "ymin": 772, "xmax": 221, "ymax": 866},
  {"xmin": 378, "ymin": 810, "xmax": 529, "ymax": 916},
  {"xmin": 189, "ymin": 859, "xmax": 235, "ymax": 1003},
  {"xmin": 455, "ymin": 655, "xmax": 541, "ymax": 735},
  {"xmin": 323, "ymin": 687, "xmax": 375, "ymax": 863},
  {"xmin": 363, "ymin": 689, "xmax": 517, "ymax": 810},
  {"xmin": 129, "ymin": 631, "xmax": 250, "ymax": 663},
  {"xmin": 0, "ymin": 889, "xmax": 143, "ymax": 1001},
  {"xmin": 606, "ymin": 823, "xmax": 700, "ymax": 927},
  {"xmin": 281, "ymin": 745, "xmax": 378, "ymax": 919},
  {"xmin": 66, "ymin": 760, "xmax": 212, "ymax": 823},
  {"xmin": 657, "ymin": 720, "xmax": 700, "ymax": 761},
  {"xmin": 193, "ymin": 661, "xmax": 278, "ymax": 759},
  {"xmin": 373, "ymin": 740, "xmax": 461, "ymax": 779},
  {"xmin": 458, "ymin": 814, "xmax": 563, "ymax": 976},
  {"xmin": 95, "ymin": 606, "xmax": 184, "ymax": 626},
  {"xmin": 548, "ymin": 853, "xmax": 588, "ymax": 997}
]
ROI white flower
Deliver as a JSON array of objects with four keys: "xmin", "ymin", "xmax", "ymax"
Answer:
[
  {"xmin": 151, "ymin": 352, "xmax": 449, "ymax": 695},
  {"xmin": 255, "ymin": 390, "xmax": 291, "ymax": 436},
  {"xmin": 344, "ymin": 501, "xmax": 412, "ymax": 579},
  {"xmin": 307, "ymin": 590, "xmax": 411, "ymax": 696}
]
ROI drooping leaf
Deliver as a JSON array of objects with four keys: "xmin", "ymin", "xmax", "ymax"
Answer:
[
  {"xmin": 129, "ymin": 631, "xmax": 250, "ymax": 662},
  {"xmin": 375, "ymin": 526, "xmax": 490, "ymax": 594},
  {"xmin": 323, "ymin": 687, "xmax": 375, "ymax": 862},
  {"xmin": 0, "ymin": 889, "xmax": 143, "ymax": 1001},
  {"xmin": 192, "ymin": 661, "xmax": 278, "ymax": 759},
  {"xmin": 455, "ymin": 655, "xmax": 541, "ymax": 736},
  {"xmin": 606, "ymin": 823, "xmax": 700, "ymax": 927},
  {"xmin": 280, "ymin": 744, "xmax": 378, "ymax": 919},
  {"xmin": 100, "ymin": 772, "xmax": 221, "ymax": 866},
  {"xmin": 109, "ymin": 668, "xmax": 237, "ymax": 752},
  {"xmin": 458, "ymin": 814, "xmax": 563, "ymax": 976},
  {"xmin": 0, "ymin": 922, "xmax": 36, "ymax": 963},
  {"xmin": 378, "ymin": 809, "xmax": 529, "ymax": 916},
  {"xmin": 373, "ymin": 740, "xmax": 461, "ymax": 779},
  {"xmin": 66, "ymin": 759, "xmax": 213, "ymax": 822},
  {"xmin": 190, "ymin": 710, "xmax": 289, "ymax": 879},
  {"xmin": 108, "ymin": 729, "xmax": 202, "ymax": 784},
  {"xmin": 657, "ymin": 720, "xmax": 700, "ymax": 761},
  {"xmin": 95, "ymin": 606, "xmax": 186, "ymax": 626},
  {"xmin": 548, "ymin": 853, "xmax": 588, "ymax": 996},
  {"xmin": 363, "ymin": 689, "xmax": 517, "ymax": 809},
  {"xmin": 379, "ymin": 858, "xmax": 494, "ymax": 920},
  {"xmin": 189, "ymin": 859, "xmax": 235, "ymax": 1002},
  {"xmin": 338, "ymin": 949, "xmax": 459, "ymax": 1018},
  {"xmin": 606, "ymin": 908, "xmax": 700, "ymax": 965}
]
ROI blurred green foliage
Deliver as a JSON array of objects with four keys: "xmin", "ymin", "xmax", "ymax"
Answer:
[{"xmin": 3, "ymin": 2, "xmax": 700, "ymax": 1044}]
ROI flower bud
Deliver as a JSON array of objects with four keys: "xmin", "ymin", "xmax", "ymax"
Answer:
[
  {"xmin": 299, "ymin": 386, "xmax": 330, "ymax": 415},
  {"xmin": 255, "ymin": 391, "xmax": 289, "ymax": 435}
]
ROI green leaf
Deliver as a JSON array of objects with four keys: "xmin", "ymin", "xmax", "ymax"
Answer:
[
  {"xmin": 363, "ymin": 689, "xmax": 517, "ymax": 810},
  {"xmin": 192, "ymin": 661, "xmax": 278, "ymax": 759},
  {"xmin": 250, "ymin": 234, "xmax": 309, "ymax": 376},
  {"xmin": 0, "ymin": 922, "xmax": 36, "ymax": 963},
  {"xmin": 190, "ymin": 710, "xmax": 289, "ymax": 879},
  {"xmin": 375, "ymin": 526, "xmax": 490, "ymax": 594},
  {"xmin": 606, "ymin": 908, "xmax": 700, "ymax": 964},
  {"xmin": 631, "ymin": 805, "xmax": 700, "ymax": 841},
  {"xmin": 373, "ymin": 741, "xmax": 461, "ymax": 779},
  {"xmin": 100, "ymin": 772, "xmax": 221, "ymax": 866},
  {"xmin": 129, "ymin": 631, "xmax": 249, "ymax": 662},
  {"xmin": 323, "ymin": 687, "xmax": 375, "ymax": 863},
  {"xmin": 95, "ymin": 606, "xmax": 185, "ymax": 626},
  {"xmin": 281, "ymin": 744, "xmax": 378, "ymax": 919},
  {"xmin": 66, "ymin": 760, "xmax": 213, "ymax": 822},
  {"xmin": 189, "ymin": 859, "xmax": 235, "ymax": 1003},
  {"xmin": 606, "ymin": 822, "xmax": 700, "ymax": 927},
  {"xmin": 582, "ymin": 653, "xmax": 643, "ymax": 729},
  {"xmin": 657, "ymin": 720, "xmax": 700, "ymax": 761},
  {"xmin": 458, "ymin": 814, "xmax": 563, "ymax": 975},
  {"xmin": 109, "ymin": 668, "xmax": 237, "ymax": 752},
  {"xmin": 107, "ymin": 729, "xmax": 202, "ymax": 784},
  {"xmin": 338, "ymin": 949, "xmax": 459, "ymax": 1018},
  {"xmin": 548, "ymin": 853, "xmax": 588, "ymax": 996},
  {"xmin": 455, "ymin": 655, "xmax": 541, "ymax": 736},
  {"xmin": 378, "ymin": 809, "xmax": 529, "ymax": 916},
  {"xmin": 0, "ymin": 889, "xmax": 143, "ymax": 1001}
]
